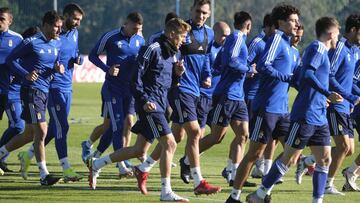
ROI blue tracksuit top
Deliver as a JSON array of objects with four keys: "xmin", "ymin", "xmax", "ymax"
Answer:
[
  {"xmin": 7, "ymin": 32, "xmax": 61, "ymax": 93},
  {"xmin": 213, "ymin": 30, "xmax": 249, "ymax": 100},
  {"xmin": 89, "ymin": 28, "xmax": 145, "ymax": 96},
  {"xmin": 252, "ymin": 29, "xmax": 294, "ymax": 114},
  {"xmin": 0, "ymin": 30, "xmax": 23, "ymax": 94},
  {"xmin": 178, "ymin": 20, "xmax": 214, "ymax": 97}
]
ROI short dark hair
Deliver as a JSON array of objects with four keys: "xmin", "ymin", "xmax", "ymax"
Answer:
[
  {"xmin": 263, "ymin": 13, "xmax": 273, "ymax": 28},
  {"xmin": 42, "ymin": 10, "xmax": 63, "ymax": 26},
  {"xmin": 165, "ymin": 12, "xmax": 178, "ymax": 25},
  {"xmin": 315, "ymin": 17, "xmax": 339, "ymax": 38},
  {"xmin": 233, "ymin": 11, "xmax": 252, "ymax": 29},
  {"xmin": 192, "ymin": 0, "xmax": 211, "ymax": 7},
  {"xmin": 345, "ymin": 14, "xmax": 360, "ymax": 33},
  {"xmin": 63, "ymin": 3, "xmax": 85, "ymax": 16},
  {"xmin": 271, "ymin": 4, "xmax": 300, "ymax": 28},
  {"xmin": 126, "ymin": 12, "xmax": 143, "ymax": 25},
  {"xmin": 0, "ymin": 7, "xmax": 13, "ymax": 19},
  {"xmin": 22, "ymin": 26, "xmax": 40, "ymax": 38}
]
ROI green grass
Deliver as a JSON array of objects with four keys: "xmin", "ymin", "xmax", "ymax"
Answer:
[{"xmin": 0, "ymin": 83, "xmax": 359, "ymax": 203}]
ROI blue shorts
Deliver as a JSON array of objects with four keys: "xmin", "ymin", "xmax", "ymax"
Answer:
[
  {"xmin": 169, "ymin": 89, "xmax": 198, "ymax": 124},
  {"xmin": 20, "ymin": 87, "xmax": 48, "ymax": 124},
  {"xmin": 249, "ymin": 111, "xmax": 290, "ymax": 144},
  {"xmin": 131, "ymin": 111, "xmax": 172, "ymax": 143},
  {"xmin": 197, "ymin": 94, "xmax": 212, "ymax": 128},
  {"xmin": 123, "ymin": 96, "xmax": 135, "ymax": 115},
  {"xmin": 327, "ymin": 109, "xmax": 353, "ymax": 138},
  {"xmin": 246, "ymin": 98, "xmax": 254, "ymax": 121},
  {"xmin": 101, "ymin": 87, "xmax": 124, "ymax": 132},
  {"xmin": 0, "ymin": 94, "xmax": 7, "ymax": 120},
  {"xmin": 351, "ymin": 118, "xmax": 360, "ymax": 142},
  {"xmin": 208, "ymin": 95, "xmax": 248, "ymax": 127},
  {"xmin": 285, "ymin": 121, "xmax": 331, "ymax": 149}
]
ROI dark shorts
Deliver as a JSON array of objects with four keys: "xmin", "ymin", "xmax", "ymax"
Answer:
[
  {"xmin": 0, "ymin": 94, "xmax": 7, "ymax": 120},
  {"xmin": 197, "ymin": 94, "xmax": 212, "ymax": 128},
  {"xmin": 169, "ymin": 89, "xmax": 198, "ymax": 124},
  {"xmin": 285, "ymin": 121, "xmax": 331, "ymax": 149},
  {"xmin": 351, "ymin": 117, "xmax": 360, "ymax": 142},
  {"xmin": 208, "ymin": 95, "xmax": 248, "ymax": 127},
  {"xmin": 327, "ymin": 109, "xmax": 353, "ymax": 138},
  {"xmin": 20, "ymin": 87, "xmax": 48, "ymax": 124},
  {"xmin": 246, "ymin": 98, "xmax": 254, "ymax": 121},
  {"xmin": 123, "ymin": 96, "xmax": 136, "ymax": 115},
  {"xmin": 131, "ymin": 111, "xmax": 172, "ymax": 143},
  {"xmin": 249, "ymin": 111, "xmax": 290, "ymax": 144}
]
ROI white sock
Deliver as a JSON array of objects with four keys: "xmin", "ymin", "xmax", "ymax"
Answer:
[
  {"xmin": 256, "ymin": 156, "xmax": 265, "ymax": 173},
  {"xmin": 231, "ymin": 188, "xmax": 241, "ymax": 200},
  {"xmin": 191, "ymin": 167, "xmax": 203, "ymax": 188},
  {"xmin": 347, "ymin": 162, "xmax": 360, "ymax": 174},
  {"xmin": 60, "ymin": 157, "xmax": 71, "ymax": 170},
  {"xmin": 304, "ymin": 155, "xmax": 316, "ymax": 166},
  {"xmin": 264, "ymin": 159, "xmax": 273, "ymax": 175},
  {"xmin": 184, "ymin": 156, "xmax": 190, "ymax": 166},
  {"xmin": 231, "ymin": 163, "xmax": 239, "ymax": 180},
  {"xmin": 0, "ymin": 146, "xmax": 9, "ymax": 159},
  {"xmin": 326, "ymin": 177, "xmax": 334, "ymax": 187},
  {"xmin": 138, "ymin": 156, "xmax": 157, "ymax": 172},
  {"xmin": 38, "ymin": 161, "xmax": 49, "ymax": 179},
  {"xmin": 312, "ymin": 197, "xmax": 323, "ymax": 203},
  {"xmin": 85, "ymin": 139, "xmax": 93, "ymax": 148},
  {"xmin": 27, "ymin": 145, "xmax": 35, "ymax": 160},
  {"xmin": 93, "ymin": 150, "xmax": 102, "ymax": 158},
  {"xmin": 161, "ymin": 177, "xmax": 172, "ymax": 195},
  {"xmin": 93, "ymin": 155, "xmax": 112, "ymax": 170},
  {"xmin": 256, "ymin": 184, "xmax": 273, "ymax": 199},
  {"xmin": 226, "ymin": 159, "xmax": 232, "ymax": 171}
]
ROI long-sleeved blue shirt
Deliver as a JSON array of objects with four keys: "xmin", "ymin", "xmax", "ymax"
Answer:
[
  {"xmin": 252, "ymin": 29, "xmax": 295, "ymax": 114},
  {"xmin": 89, "ymin": 28, "xmax": 145, "ymax": 96},
  {"xmin": 213, "ymin": 30, "xmax": 249, "ymax": 100},
  {"xmin": 244, "ymin": 31, "xmax": 266, "ymax": 100},
  {"xmin": 291, "ymin": 40, "xmax": 330, "ymax": 125},
  {"xmin": 178, "ymin": 20, "xmax": 214, "ymax": 97},
  {"xmin": 50, "ymin": 28, "xmax": 81, "ymax": 92},
  {"xmin": 6, "ymin": 32, "xmax": 61, "ymax": 93},
  {"xmin": 200, "ymin": 40, "xmax": 222, "ymax": 98},
  {"xmin": 0, "ymin": 30, "xmax": 23, "ymax": 94},
  {"xmin": 132, "ymin": 41, "xmax": 180, "ymax": 113},
  {"xmin": 328, "ymin": 37, "xmax": 359, "ymax": 114}
]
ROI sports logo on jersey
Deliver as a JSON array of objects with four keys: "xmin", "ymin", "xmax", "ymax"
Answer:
[
  {"xmin": 295, "ymin": 138, "xmax": 301, "ymax": 145},
  {"xmin": 48, "ymin": 49, "xmax": 52, "ymax": 54},
  {"xmin": 37, "ymin": 113, "xmax": 42, "ymax": 120},
  {"xmin": 56, "ymin": 105, "xmax": 61, "ymax": 111},
  {"xmin": 198, "ymin": 46, "xmax": 204, "ymax": 51},
  {"xmin": 54, "ymin": 48, "xmax": 58, "ymax": 56},
  {"xmin": 136, "ymin": 40, "xmax": 139, "ymax": 47},
  {"xmin": 117, "ymin": 41, "xmax": 123, "ymax": 48},
  {"xmin": 157, "ymin": 124, "xmax": 163, "ymax": 132},
  {"xmin": 258, "ymin": 131, "xmax": 264, "ymax": 138},
  {"xmin": 8, "ymin": 39, "xmax": 13, "ymax": 47},
  {"xmin": 40, "ymin": 49, "xmax": 45, "ymax": 54}
]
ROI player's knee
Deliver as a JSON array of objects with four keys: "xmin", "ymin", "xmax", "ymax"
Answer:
[
  {"xmin": 165, "ymin": 139, "xmax": 177, "ymax": 154},
  {"xmin": 347, "ymin": 146, "xmax": 355, "ymax": 156}
]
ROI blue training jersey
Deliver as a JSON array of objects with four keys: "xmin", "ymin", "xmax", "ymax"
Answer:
[
  {"xmin": 213, "ymin": 30, "xmax": 249, "ymax": 100},
  {"xmin": 7, "ymin": 32, "xmax": 61, "ymax": 93},
  {"xmin": 0, "ymin": 30, "xmax": 23, "ymax": 94},
  {"xmin": 132, "ymin": 41, "xmax": 180, "ymax": 113},
  {"xmin": 244, "ymin": 31, "xmax": 266, "ymax": 100},
  {"xmin": 328, "ymin": 37, "xmax": 359, "ymax": 114},
  {"xmin": 252, "ymin": 29, "xmax": 295, "ymax": 114},
  {"xmin": 89, "ymin": 28, "xmax": 145, "ymax": 96},
  {"xmin": 200, "ymin": 40, "xmax": 222, "ymax": 98},
  {"xmin": 178, "ymin": 20, "xmax": 214, "ymax": 97},
  {"xmin": 291, "ymin": 40, "xmax": 330, "ymax": 125},
  {"xmin": 50, "ymin": 28, "xmax": 80, "ymax": 92}
]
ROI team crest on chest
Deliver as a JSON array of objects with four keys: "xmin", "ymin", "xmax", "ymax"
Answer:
[
  {"xmin": 117, "ymin": 41, "xmax": 123, "ymax": 48},
  {"xmin": 136, "ymin": 40, "xmax": 139, "ymax": 47},
  {"xmin": 73, "ymin": 35, "xmax": 77, "ymax": 42},
  {"xmin": 8, "ymin": 39, "xmax": 13, "ymax": 47},
  {"xmin": 40, "ymin": 49, "xmax": 45, "ymax": 54}
]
